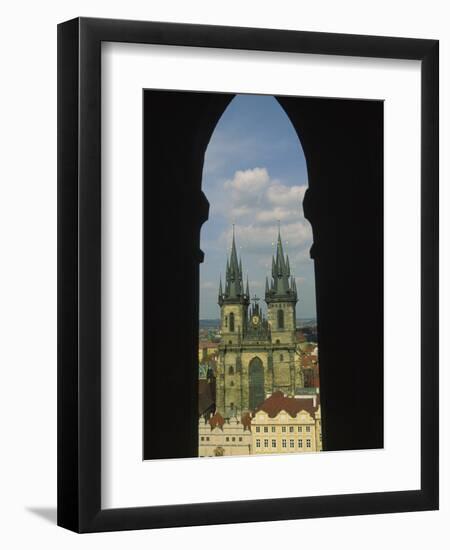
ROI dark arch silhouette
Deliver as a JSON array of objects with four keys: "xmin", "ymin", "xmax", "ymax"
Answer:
[
  {"xmin": 249, "ymin": 357, "xmax": 265, "ymax": 411},
  {"xmin": 143, "ymin": 90, "xmax": 383, "ymax": 459}
]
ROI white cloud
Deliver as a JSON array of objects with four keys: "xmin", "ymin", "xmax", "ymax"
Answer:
[
  {"xmin": 225, "ymin": 221, "xmax": 311, "ymax": 253},
  {"xmin": 222, "ymin": 167, "xmax": 308, "ymax": 230},
  {"xmin": 204, "ymin": 167, "xmax": 314, "ymax": 311},
  {"xmin": 255, "ymin": 206, "xmax": 298, "ymax": 224},
  {"xmin": 224, "ymin": 167, "xmax": 270, "ymax": 197},
  {"xmin": 214, "ymin": 167, "xmax": 313, "ymax": 281},
  {"xmin": 266, "ymin": 183, "xmax": 307, "ymax": 206}
]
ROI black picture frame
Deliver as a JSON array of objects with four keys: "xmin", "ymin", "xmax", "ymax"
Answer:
[{"xmin": 57, "ymin": 17, "xmax": 439, "ymax": 533}]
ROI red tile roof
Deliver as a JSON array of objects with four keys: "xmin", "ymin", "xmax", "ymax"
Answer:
[
  {"xmin": 198, "ymin": 380, "xmax": 214, "ymax": 415},
  {"xmin": 209, "ymin": 412, "xmax": 225, "ymax": 429},
  {"xmin": 241, "ymin": 412, "xmax": 252, "ymax": 431},
  {"xmin": 255, "ymin": 391, "xmax": 317, "ymax": 418}
]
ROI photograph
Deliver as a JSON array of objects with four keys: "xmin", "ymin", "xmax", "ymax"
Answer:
[{"xmin": 197, "ymin": 94, "xmax": 321, "ymax": 457}]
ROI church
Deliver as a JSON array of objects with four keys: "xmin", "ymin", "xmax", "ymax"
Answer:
[{"xmin": 215, "ymin": 228, "xmax": 304, "ymax": 418}]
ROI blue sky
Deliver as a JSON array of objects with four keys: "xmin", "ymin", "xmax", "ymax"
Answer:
[{"xmin": 200, "ymin": 94, "xmax": 316, "ymax": 320}]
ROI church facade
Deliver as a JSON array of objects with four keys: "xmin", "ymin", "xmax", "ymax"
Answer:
[{"xmin": 215, "ymin": 229, "xmax": 304, "ymax": 418}]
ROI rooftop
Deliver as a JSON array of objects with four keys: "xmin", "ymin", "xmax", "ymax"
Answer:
[{"xmin": 254, "ymin": 391, "xmax": 318, "ymax": 418}]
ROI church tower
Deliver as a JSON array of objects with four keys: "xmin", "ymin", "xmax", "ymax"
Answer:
[
  {"xmin": 265, "ymin": 227, "xmax": 298, "ymax": 341},
  {"xmin": 216, "ymin": 229, "xmax": 250, "ymax": 417},
  {"xmin": 215, "ymin": 226, "xmax": 303, "ymax": 417},
  {"xmin": 265, "ymin": 227, "xmax": 299, "ymax": 394},
  {"xmin": 218, "ymin": 228, "xmax": 250, "ymax": 344}
]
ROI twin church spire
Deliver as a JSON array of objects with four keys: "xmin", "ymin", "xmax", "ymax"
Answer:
[
  {"xmin": 218, "ymin": 227, "xmax": 250, "ymax": 307},
  {"xmin": 218, "ymin": 225, "xmax": 297, "ymax": 307},
  {"xmin": 266, "ymin": 227, "xmax": 298, "ymax": 303}
]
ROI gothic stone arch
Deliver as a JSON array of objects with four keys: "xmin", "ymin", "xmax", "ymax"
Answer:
[{"xmin": 248, "ymin": 357, "xmax": 265, "ymax": 411}]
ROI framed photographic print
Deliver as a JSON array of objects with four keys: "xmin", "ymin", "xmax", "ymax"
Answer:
[{"xmin": 57, "ymin": 17, "xmax": 439, "ymax": 532}]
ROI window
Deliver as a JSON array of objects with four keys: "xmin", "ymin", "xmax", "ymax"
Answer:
[
  {"xmin": 230, "ymin": 402, "xmax": 234, "ymax": 409},
  {"xmin": 290, "ymin": 440, "xmax": 294, "ymax": 448},
  {"xmin": 298, "ymin": 426, "xmax": 302, "ymax": 432},
  {"xmin": 201, "ymin": 437, "xmax": 204, "ymax": 441},
  {"xmin": 271, "ymin": 426, "xmax": 276, "ymax": 433},
  {"xmin": 232, "ymin": 437, "xmax": 235, "ymax": 442},
  {"xmin": 228, "ymin": 366, "xmax": 234, "ymax": 375},
  {"xmin": 256, "ymin": 439, "xmax": 261, "ymax": 448},
  {"xmin": 239, "ymin": 437, "xmax": 242, "ymax": 442},
  {"xmin": 272, "ymin": 440, "xmax": 276, "ymax": 448},
  {"xmin": 277, "ymin": 309, "xmax": 284, "ymax": 329},
  {"xmin": 289, "ymin": 426, "xmax": 294, "ymax": 433},
  {"xmin": 276, "ymin": 339, "xmax": 280, "ymax": 344},
  {"xmin": 306, "ymin": 426, "xmax": 311, "ymax": 432},
  {"xmin": 228, "ymin": 340, "xmax": 232, "ymax": 345},
  {"xmin": 256, "ymin": 426, "xmax": 260, "ymax": 433},
  {"xmin": 206, "ymin": 437, "xmax": 210, "ymax": 441},
  {"xmin": 298, "ymin": 439, "xmax": 303, "ymax": 448},
  {"xmin": 304, "ymin": 368, "xmax": 313, "ymax": 388},
  {"xmin": 282, "ymin": 426, "xmax": 286, "ymax": 433},
  {"xmin": 282, "ymin": 439, "xmax": 287, "ymax": 448},
  {"xmin": 229, "ymin": 312, "xmax": 235, "ymax": 332},
  {"xmin": 230, "ymin": 381, "xmax": 234, "ymax": 387},
  {"xmin": 264, "ymin": 426, "xmax": 268, "ymax": 433},
  {"xmin": 225, "ymin": 316, "xmax": 228, "ymax": 327},
  {"xmin": 264, "ymin": 439, "xmax": 269, "ymax": 448},
  {"xmin": 307, "ymin": 439, "xmax": 311, "ymax": 448},
  {"xmin": 280, "ymin": 353, "xmax": 284, "ymax": 362},
  {"xmin": 226, "ymin": 437, "xmax": 229, "ymax": 441}
]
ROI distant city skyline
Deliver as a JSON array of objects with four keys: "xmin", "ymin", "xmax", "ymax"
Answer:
[{"xmin": 200, "ymin": 94, "xmax": 316, "ymax": 320}]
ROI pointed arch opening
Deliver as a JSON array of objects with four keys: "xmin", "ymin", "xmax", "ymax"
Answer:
[
  {"xmin": 200, "ymin": 93, "xmax": 319, "ymax": 426},
  {"xmin": 277, "ymin": 309, "xmax": 285, "ymax": 329},
  {"xmin": 249, "ymin": 357, "xmax": 265, "ymax": 411},
  {"xmin": 229, "ymin": 312, "xmax": 235, "ymax": 332}
]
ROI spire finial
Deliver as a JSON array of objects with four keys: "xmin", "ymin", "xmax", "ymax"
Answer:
[
  {"xmin": 218, "ymin": 274, "xmax": 224, "ymax": 305},
  {"xmin": 227, "ymin": 224, "xmax": 242, "ymax": 298}
]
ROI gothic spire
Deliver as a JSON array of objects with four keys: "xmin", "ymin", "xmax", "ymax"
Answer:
[
  {"xmin": 265, "ymin": 225, "xmax": 297, "ymax": 304},
  {"xmin": 229, "ymin": 226, "xmax": 240, "ymax": 279},
  {"xmin": 275, "ymin": 227, "xmax": 287, "ymax": 275},
  {"xmin": 218, "ymin": 276, "xmax": 224, "ymax": 306},
  {"xmin": 221, "ymin": 227, "xmax": 249, "ymax": 305}
]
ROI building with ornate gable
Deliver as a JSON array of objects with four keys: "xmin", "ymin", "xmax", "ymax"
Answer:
[
  {"xmin": 198, "ymin": 413, "xmax": 252, "ymax": 457},
  {"xmin": 251, "ymin": 391, "xmax": 322, "ymax": 453}
]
